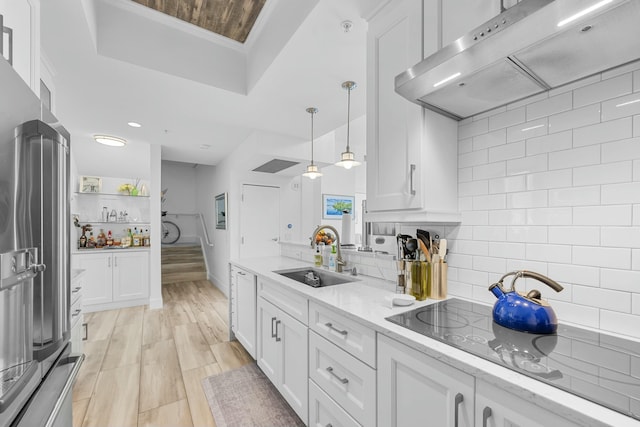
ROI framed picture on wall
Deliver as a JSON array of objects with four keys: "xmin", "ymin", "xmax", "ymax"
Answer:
[
  {"xmin": 322, "ymin": 194, "xmax": 354, "ymax": 219},
  {"xmin": 215, "ymin": 192, "xmax": 227, "ymax": 229},
  {"xmin": 79, "ymin": 176, "xmax": 102, "ymax": 193}
]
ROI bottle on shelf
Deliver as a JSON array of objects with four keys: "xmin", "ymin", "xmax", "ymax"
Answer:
[
  {"xmin": 101, "ymin": 207, "xmax": 108, "ymax": 222},
  {"xmin": 79, "ymin": 233, "xmax": 87, "ymax": 248},
  {"xmin": 143, "ymin": 228, "xmax": 150, "ymax": 247},
  {"xmin": 109, "ymin": 209, "xmax": 117, "ymax": 222},
  {"xmin": 106, "ymin": 230, "xmax": 113, "ymax": 247},
  {"xmin": 88, "ymin": 232, "xmax": 96, "ymax": 248},
  {"xmin": 96, "ymin": 229, "xmax": 106, "ymax": 248},
  {"xmin": 132, "ymin": 227, "xmax": 141, "ymax": 247}
]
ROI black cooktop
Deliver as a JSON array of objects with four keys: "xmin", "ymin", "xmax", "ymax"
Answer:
[{"xmin": 386, "ymin": 298, "xmax": 640, "ymax": 421}]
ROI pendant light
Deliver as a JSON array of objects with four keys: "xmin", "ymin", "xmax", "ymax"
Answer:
[
  {"xmin": 335, "ymin": 81, "xmax": 361, "ymax": 169},
  {"xmin": 302, "ymin": 107, "xmax": 322, "ymax": 179}
]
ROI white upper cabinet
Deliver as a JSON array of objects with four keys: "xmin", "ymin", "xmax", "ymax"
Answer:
[
  {"xmin": 366, "ymin": 0, "xmax": 459, "ymax": 222},
  {"xmin": 0, "ymin": 0, "xmax": 40, "ymax": 94}
]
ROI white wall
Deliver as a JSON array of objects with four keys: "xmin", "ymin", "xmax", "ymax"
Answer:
[
  {"xmin": 446, "ymin": 60, "xmax": 640, "ymax": 339},
  {"xmin": 161, "ymin": 160, "xmax": 198, "ymax": 243}
]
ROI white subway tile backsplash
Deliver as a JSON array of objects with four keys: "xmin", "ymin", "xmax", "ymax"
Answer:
[
  {"xmin": 506, "ymin": 226, "xmax": 547, "ymax": 243},
  {"xmin": 634, "ymin": 249, "xmax": 640, "ymax": 271},
  {"xmin": 553, "ymin": 300, "xmax": 600, "ymax": 329},
  {"xmin": 574, "ymin": 161, "xmax": 632, "ymax": 186},
  {"xmin": 506, "ymin": 118, "xmax": 548, "ymax": 143},
  {"xmin": 548, "ymin": 104, "xmax": 601, "ymax": 134},
  {"xmin": 633, "ymin": 294, "xmax": 640, "ymax": 315},
  {"xmin": 574, "ymin": 74, "xmax": 633, "ymax": 108},
  {"xmin": 575, "ymin": 118, "xmax": 633, "ymax": 149},
  {"xmin": 601, "ymin": 269, "xmax": 640, "ymax": 293},
  {"xmin": 600, "ymin": 310, "xmax": 640, "ymax": 339},
  {"xmin": 601, "ymin": 226, "xmax": 640, "ymax": 248},
  {"xmin": 603, "ymin": 60, "xmax": 640, "ymax": 80},
  {"xmin": 472, "ymin": 162, "xmax": 505, "ymax": 180},
  {"xmin": 526, "ymin": 130, "xmax": 573, "ymax": 156},
  {"xmin": 635, "ymin": 160, "xmax": 640, "ymax": 181},
  {"xmin": 459, "ymin": 180, "xmax": 488, "ymax": 197},
  {"xmin": 602, "ymin": 182, "xmax": 640, "ymax": 205},
  {"xmin": 459, "ymin": 197, "xmax": 473, "ymax": 211},
  {"xmin": 488, "ymin": 107, "xmax": 525, "ymax": 131},
  {"xmin": 472, "ymin": 285, "xmax": 496, "ymax": 305},
  {"xmin": 447, "ymin": 253, "xmax": 473, "ymax": 269},
  {"xmin": 506, "ymin": 190, "xmax": 547, "ymax": 209},
  {"xmin": 635, "ymin": 115, "xmax": 640, "ymax": 136},
  {"xmin": 489, "ymin": 175, "xmax": 526, "ymax": 194},
  {"xmin": 459, "ymin": 167, "xmax": 472, "ymax": 183},
  {"xmin": 489, "ymin": 209, "xmax": 526, "ymax": 225},
  {"xmin": 447, "ymin": 225, "xmax": 472, "ymax": 241},
  {"xmin": 549, "ymin": 145, "xmax": 600, "ymax": 170},
  {"xmin": 459, "ymin": 137, "xmax": 473, "ymax": 154},
  {"xmin": 506, "ymin": 153, "xmax": 548, "ymax": 176},
  {"xmin": 509, "ymin": 92, "xmax": 549, "ymax": 110},
  {"xmin": 489, "ymin": 242, "xmax": 525, "ymax": 259},
  {"xmin": 574, "ymin": 205, "xmax": 632, "ymax": 226},
  {"xmin": 548, "ymin": 263, "xmax": 599, "ymax": 287},
  {"xmin": 489, "ymin": 141, "xmax": 525, "ymax": 163},
  {"xmin": 458, "ymin": 268, "xmax": 489, "ymax": 286},
  {"xmin": 459, "ymin": 149, "xmax": 488, "ymax": 168},
  {"xmin": 526, "ymin": 92, "xmax": 572, "ymax": 120},
  {"xmin": 601, "ymin": 137, "xmax": 640, "ymax": 163},
  {"xmin": 448, "ymin": 281, "xmax": 474, "ymax": 299},
  {"xmin": 472, "ymin": 256, "xmax": 506, "ymax": 273},
  {"xmin": 573, "ymin": 286, "xmax": 631, "ymax": 313},
  {"xmin": 549, "ymin": 186, "xmax": 600, "ymax": 207},
  {"xmin": 473, "ymin": 129, "xmax": 506, "ymax": 151},
  {"xmin": 526, "ymin": 207, "xmax": 572, "ymax": 225},
  {"xmin": 462, "ymin": 210, "xmax": 489, "ymax": 225},
  {"xmin": 505, "ymin": 259, "xmax": 548, "ymax": 276},
  {"xmin": 573, "ymin": 246, "xmax": 631, "ymax": 269},
  {"xmin": 473, "ymin": 194, "xmax": 506, "ymax": 210},
  {"xmin": 475, "ymin": 106, "xmax": 506, "ymax": 121},
  {"xmin": 549, "ymin": 74, "xmax": 600, "ymax": 97},
  {"xmin": 525, "ymin": 243, "xmax": 571, "ymax": 263},
  {"xmin": 472, "ymin": 226, "xmax": 506, "ymax": 242},
  {"xmin": 459, "ymin": 118, "xmax": 489, "ymax": 139},
  {"xmin": 548, "ymin": 226, "xmax": 600, "ymax": 246},
  {"xmin": 635, "ymin": 205, "xmax": 640, "ymax": 226},
  {"xmin": 455, "ymin": 240, "xmax": 489, "ymax": 256},
  {"xmin": 602, "ymin": 93, "xmax": 640, "ymax": 122},
  {"xmin": 526, "ymin": 170, "xmax": 572, "ymax": 190}
]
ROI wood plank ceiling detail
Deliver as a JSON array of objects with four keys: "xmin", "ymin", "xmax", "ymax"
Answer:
[{"xmin": 132, "ymin": 0, "xmax": 267, "ymax": 43}]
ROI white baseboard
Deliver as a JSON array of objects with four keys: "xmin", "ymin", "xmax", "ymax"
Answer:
[{"xmin": 149, "ymin": 297, "xmax": 163, "ymax": 309}]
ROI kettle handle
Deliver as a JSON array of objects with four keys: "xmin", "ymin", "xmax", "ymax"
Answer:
[{"xmin": 499, "ymin": 270, "xmax": 564, "ymax": 293}]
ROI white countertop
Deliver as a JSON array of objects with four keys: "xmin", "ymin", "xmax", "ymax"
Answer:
[{"xmin": 232, "ymin": 256, "xmax": 640, "ymax": 427}]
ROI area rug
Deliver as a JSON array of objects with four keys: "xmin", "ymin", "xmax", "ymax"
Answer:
[{"xmin": 202, "ymin": 363, "xmax": 305, "ymax": 427}]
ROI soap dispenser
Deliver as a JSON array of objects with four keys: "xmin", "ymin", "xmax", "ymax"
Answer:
[
  {"xmin": 328, "ymin": 244, "xmax": 337, "ymax": 272},
  {"xmin": 315, "ymin": 246, "xmax": 323, "ymax": 267}
]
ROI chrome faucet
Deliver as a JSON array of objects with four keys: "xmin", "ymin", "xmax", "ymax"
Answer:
[{"xmin": 310, "ymin": 225, "xmax": 346, "ymax": 272}]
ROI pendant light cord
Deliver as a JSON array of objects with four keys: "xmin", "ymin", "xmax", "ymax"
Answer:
[
  {"xmin": 346, "ymin": 84, "xmax": 351, "ymax": 152},
  {"xmin": 310, "ymin": 110, "xmax": 315, "ymax": 165}
]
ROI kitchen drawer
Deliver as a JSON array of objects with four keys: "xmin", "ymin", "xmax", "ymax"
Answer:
[
  {"xmin": 258, "ymin": 277, "xmax": 308, "ymax": 325},
  {"xmin": 309, "ymin": 301, "xmax": 376, "ymax": 367},
  {"xmin": 309, "ymin": 331, "xmax": 375, "ymax": 427},
  {"xmin": 71, "ymin": 282, "xmax": 82, "ymax": 306},
  {"xmin": 70, "ymin": 294, "xmax": 83, "ymax": 330},
  {"xmin": 309, "ymin": 379, "xmax": 361, "ymax": 427}
]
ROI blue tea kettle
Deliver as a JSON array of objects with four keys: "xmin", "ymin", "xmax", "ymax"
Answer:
[{"xmin": 489, "ymin": 270, "xmax": 564, "ymax": 334}]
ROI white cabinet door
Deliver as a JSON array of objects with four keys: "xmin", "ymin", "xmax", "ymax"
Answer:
[
  {"xmin": 378, "ymin": 334, "xmax": 474, "ymax": 427},
  {"xmin": 278, "ymin": 308, "xmax": 308, "ymax": 422},
  {"xmin": 366, "ymin": 0, "xmax": 424, "ymax": 212},
  {"xmin": 74, "ymin": 253, "xmax": 112, "ymax": 306},
  {"xmin": 257, "ymin": 297, "xmax": 280, "ymax": 386},
  {"xmin": 441, "ymin": 0, "xmax": 501, "ymax": 47},
  {"xmin": 113, "ymin": 251, "xmax": 149, "ymax": 301},
  {"xmin": 230, "ymin": 267, "xmax": 238, "ymax": 334},
  {"xmin": 0, "ymin": 0, "xmax": 38, "ymax": 92},
  {"xmin": 235, "ymin": 268, "xmax": 256, "ymax": 359},
  {"xmin": 476, "ymin": 380, "xmax": 581, "ymax": 427}
]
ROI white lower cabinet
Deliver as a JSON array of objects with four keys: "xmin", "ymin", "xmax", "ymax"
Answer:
[
  {"xmin": 475, "ymin": 380, "xmax": 581, "ymax": 427},
  {"xmin": 257, "ymin": 295, "xmax": 308, "ymax": 423},
  {"xmin": 309, "ymin": 331, "xmax": 375, "ymax": 427},
  {"xmin": 378, "ymin": 334, "xmax": 474, "ymax": 427},
  {"xmin": 230, "ymin": 265, "xmax": 256, "ymax": 359},
  {"xmin": 309, "ymin": 380, "xmax": 360, "ymax": 427},
  {"xmin": 69, "ymin": 271, "xmax": 85, "ymax": 353},
  {"xmin": 73, "ymin": 251, "xmax": 149, "ymax": 311}
]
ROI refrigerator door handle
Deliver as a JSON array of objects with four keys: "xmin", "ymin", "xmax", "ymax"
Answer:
[{"xmin": 1, "ymin": 15, "xmax": 13, "ymax": 66}]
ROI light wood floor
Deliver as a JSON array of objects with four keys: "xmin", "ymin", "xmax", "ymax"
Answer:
[{"xmin": 72, "ymin": 280, "xmax": 253, "ymax": 427}]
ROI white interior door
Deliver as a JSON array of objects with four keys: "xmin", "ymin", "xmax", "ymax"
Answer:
[{"xmin": 240, "ymin": 184, "xmax": 280, "ymax": 258}]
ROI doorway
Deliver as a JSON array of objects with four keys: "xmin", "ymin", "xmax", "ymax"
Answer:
[{"xmin": 240, "ymin": 184, "xmax": 280, "ymax": 258}]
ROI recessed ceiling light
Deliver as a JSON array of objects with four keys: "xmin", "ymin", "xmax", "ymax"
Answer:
[
  {"xmin": 94, "ymin": 135, "xmax": 127, "ymax": 147},
  {"xmin": 127, "ymin": 122, "xmax": 142, "ymax": 128}
]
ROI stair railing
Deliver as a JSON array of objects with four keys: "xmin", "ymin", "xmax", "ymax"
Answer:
[{"xmin": 161, "ymin": 212, "xmax": 213, "ymax": 247}]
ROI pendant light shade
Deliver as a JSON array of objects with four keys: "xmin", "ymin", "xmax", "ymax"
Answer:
[
  {"xmin": 335, "ymin": 81, "xmax": 361, "ymax": 169},
  {"xmin": 302, "ymin": 107, "xmax": 322, "ymax": 179}
]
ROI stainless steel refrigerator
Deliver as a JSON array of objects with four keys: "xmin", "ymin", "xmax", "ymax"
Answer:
[{"xmin": 0, "ymin": 52, "xmax": 83, "ymax": 427}]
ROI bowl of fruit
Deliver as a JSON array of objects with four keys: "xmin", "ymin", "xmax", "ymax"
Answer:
[{"xmin": 315, "ymin": 229, "xmax": 336, "ymax": 246}]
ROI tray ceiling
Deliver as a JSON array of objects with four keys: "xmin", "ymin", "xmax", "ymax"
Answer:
[{"xmin": 131, "ymin": 0, "xmax": 267, "ymax": 43}]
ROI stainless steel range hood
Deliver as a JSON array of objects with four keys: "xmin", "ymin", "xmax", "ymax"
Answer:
[{"xmin": 395, "ymin": 0, "xmax": 640, "ymax": 120}]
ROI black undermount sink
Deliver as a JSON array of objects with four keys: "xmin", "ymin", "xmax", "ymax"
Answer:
[{"xmin": 273, "ymin": 267, "xmax": 359, "ymax": 288}]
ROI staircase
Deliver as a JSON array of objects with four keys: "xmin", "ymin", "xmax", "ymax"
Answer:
[{"xmin": 161, "ymin": 245, "xmax": 207, "ymax": 284}]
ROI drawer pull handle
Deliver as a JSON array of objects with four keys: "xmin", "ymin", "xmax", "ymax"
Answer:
[
  {"xmin": 82, "ymin": 323, "xmax": 88, "ymax": 341},
  {"xmin": 72, "ymin": 309, "xmax": 81, "ymax": 317},
  {"xmin": 326, "ymin": 366, "xmax": 349, "ymax": 384},
  {"xmin": 271, "ymin": 317, "xmax": 277, "ymax": 338},
  {"xmin": 325, "ymin": 322, "xmax": 348, "ymax": 336},
  {"xmin": 482, "ymin": 406, "xmax": 492, "ymax": 427},
  {"xmin": 238, "ymin": 271, "xmax": 246, "ymax": 276},
  {"xmin": 72, "ymin": 286, "xmax": 81, "ymax": 293},
  {"xmin": 454, "ymin": 393, "xmax": 464, "ymax": 427},
  {"xmin": 275, "ymin": 320, "xmax": 281, "ymax": 342}
]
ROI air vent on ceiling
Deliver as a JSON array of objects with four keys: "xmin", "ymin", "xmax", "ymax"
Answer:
[{"xmin": 252, "ymin": 159, "xmax": 300, "ymax": 174}]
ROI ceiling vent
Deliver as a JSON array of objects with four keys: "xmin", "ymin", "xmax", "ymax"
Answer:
[{"xmin": 252, "ymin": 159, "xmax": 300, "ymax": 174}]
